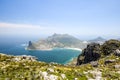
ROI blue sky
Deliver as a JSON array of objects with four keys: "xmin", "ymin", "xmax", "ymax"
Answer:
[{"xmin": 0, "ymin": 0, "xmax": 120, "ymax": 40}]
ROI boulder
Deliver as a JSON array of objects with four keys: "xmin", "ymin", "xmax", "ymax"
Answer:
[
  {"xmin": 104, "ymin": 59, "xmax": 116, "ymax": 65},
  {"xmin": 90, "ymin": 61, "xmax": 98, "ymax": 67},
  {"xmin": 114, "ymin": 65, "xmax": 120, "ymax": 69},
  {"xmin": 114, "ymin": 49, "xmax": 120, "ymax": 56},
  {"xmin": 77, "ymin": 43, "xmax": 101, "ymax": 65}
]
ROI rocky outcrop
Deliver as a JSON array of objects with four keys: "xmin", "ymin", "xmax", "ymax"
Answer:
[
  {"xmin": 101, "ymin": 39, "xmax": 120, "ymax": 55},
  {"xmin": 27, "ymin": 41, "xmax": 36, "ymax": 50},
  {"xmin": 77, "ymin": 39, "xmax": 120, "ymax": 65},
  {"xmin": 77, "ymin": 43, "xmax": 101, "ymax": 65}
]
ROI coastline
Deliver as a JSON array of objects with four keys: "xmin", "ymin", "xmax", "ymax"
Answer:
[
  {"xmin": 26, "ymin": 47, "xmax": 82, "ymax": 51},
  {"xmin": 64, "ymin": 47, "xmax": 82, "ymax": 51},
  {"xmin": 25, "ymin": 47, "xmax": 53, "ymax": 51}
]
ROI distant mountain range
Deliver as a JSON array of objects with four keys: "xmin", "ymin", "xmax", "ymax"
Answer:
[
  {"xmin": 88, "ymin": 37, "xmax": 106, "ymax": 44},
  {"xmin": 27, "ymin": 33, "xmax": 87, "ymax": 50},
  {"xmin": 117, "ymin": 38, "xmax": 120, "ymax": 41}
]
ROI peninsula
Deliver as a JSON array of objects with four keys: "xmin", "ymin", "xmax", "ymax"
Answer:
[{"xmin": 27, "ymin": 33, "xmax": 87, "ymax": 50}]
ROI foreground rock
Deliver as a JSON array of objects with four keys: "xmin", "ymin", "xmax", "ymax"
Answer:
[
  {"xmin": 104, "ymin": 59, "xmax": 116, "ymax": 65},
  {"xmin": 114, "ymin": 49, "xmax": 120, "ymax": 56},
  {"xmin": 77, "ymin": 43, "xmax": 101, "ymax": 65},
  {"xmin": 77, "ymin": 39, "xmax": 120, "ymax": 65},
  {"xmin": 90, "ymin": 61, "xmax": 98, "ymax": 67},
  {"xmin": 114, "ymin": 65, "xmax": 120, "ymax": 69}
]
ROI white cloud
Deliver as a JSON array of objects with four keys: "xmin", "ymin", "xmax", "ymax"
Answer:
[
  {"xmin": 0, "ymin": 22, "xmax": 46, "ymax": 30},
  {"xmin": 0, "ymin": 22, "xmax": 76, "ymax": 37},
  {"xmin": 0, "ymin": 22, "xmax": 119, "ymax": 39},
  {"xmin": 0, "ymin": 22, "xmax": 52, "ymax": 36}
]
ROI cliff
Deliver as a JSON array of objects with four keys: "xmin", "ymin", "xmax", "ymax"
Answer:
[{"xmin": 77, "ymin": 39, "xmax": 120, "ymax": 65}]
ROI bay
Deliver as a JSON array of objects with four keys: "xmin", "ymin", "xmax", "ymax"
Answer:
[{"xmin": 0, "ymin": 43, "xmax": 81, "ymax": 64}]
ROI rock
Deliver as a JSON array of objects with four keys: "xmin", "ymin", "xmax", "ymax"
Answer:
[
  {"xmin": 104, "ymin": 59, "xmax": 116, "ymax": 65},
  {"xmin": 114, "ymin": 65, "xmax": 120, "ymax": 69},
  {"xmin": 88, "ymin": 69, "xmax": 102, "ymax": 80},
  {"xmin": 90, "ymin": 61, "xmax": 98, "ymax": 67},
  {"xmin": 114, "ymin": 49, "xmax": 120, "ymax": 56},
  {"xmin": 47, "ymin": 68, "xmax": 54, "ymax": 72},
  {"xmin": 49, "ymin": 75, "xmax": 58, "ymax": 80},
  {"xmin": 20, "ymin": 55, "xmax": 37, "ymax": 61},
  {"xmin": 77, "ymin": 43, "xmax": 101, "ymax": 65},
  {"xmin": 61, "ymin": 74, "xmax": 66, "ymax": 79},
  {"xmin": 27, "ymin": 41, "xmax": 36, "ymax": 50},
  {"xmin": 74, "ymin": 78, "xmax": 78, "ymax": 80},
  {"xmin": 29, "ymin": 41, "xmax": 32, "ymax": 46},
  {"xmin": 12, "ymin": 57, "xmax": 21, "ymax": 62},
  {"xmin": 39, "ymin": 71, "xmax": 58, "ymax": 80},
  {"xmin": 101, "ymin": 39, "xmax": 120, "ymax": 55},
  {"xmin": 40, "ymin": 71, "xmax": 48, "ymax": 77}
]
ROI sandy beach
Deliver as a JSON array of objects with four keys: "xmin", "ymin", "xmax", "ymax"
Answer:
[{"xmin": 65, "ymin": 47, "xmax": 82, "ymax": 51}]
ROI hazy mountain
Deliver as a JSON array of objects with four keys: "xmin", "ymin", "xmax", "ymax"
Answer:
[
  {"xmin": 117, "ymin": 38, "xmax": 120, "ymax": 41},
  {"xmin": 88, "ymin": 37, "xmax": 106, "ymax": 44},
  {"xmin": 27, "ymin": 33, "xmax": 87, "ymax": 50}
]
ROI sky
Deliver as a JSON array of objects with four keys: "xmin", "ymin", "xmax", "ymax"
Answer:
[{"xmin": 0, "ymin": 0, "xmax": 120, "ymax": 40}]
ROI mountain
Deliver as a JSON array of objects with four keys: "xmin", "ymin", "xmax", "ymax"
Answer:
[
  {"xmin": 88, "ymin": 37, "xmax": 106, "ymax": 44},
  {"xmin": 27, "ymin": 33, "xmax": 87, "ymax": 50},
  {"xmin": 117, "ymin": 38, "xmax": 120, "ymax": 41}
]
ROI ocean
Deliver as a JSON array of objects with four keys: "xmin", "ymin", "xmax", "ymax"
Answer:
[{"xmin": 0, "ymin": 41, "xmax": 81, "ymax": 64}]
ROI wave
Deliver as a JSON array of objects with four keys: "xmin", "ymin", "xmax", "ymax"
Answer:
[{"xmin": 21, "ymin": 44, "xmax": 28, "ymax": 47}]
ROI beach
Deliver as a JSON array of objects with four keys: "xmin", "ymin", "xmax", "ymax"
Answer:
[{"xmin": 65, "ymin": 47, "xmax": 82, "ymax": 51}]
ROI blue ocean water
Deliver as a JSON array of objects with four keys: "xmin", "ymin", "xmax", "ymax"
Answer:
[{"xmin": 0, "ymin": 42, "xmax": 81, "ymax": 64}]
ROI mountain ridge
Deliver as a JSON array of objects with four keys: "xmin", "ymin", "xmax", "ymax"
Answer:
[{"xmin": 88, "ymin": 37, "xmax": 106, "ymax": 44}]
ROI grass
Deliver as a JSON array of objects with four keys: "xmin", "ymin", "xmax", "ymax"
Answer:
[{"xmin": 0, "ymin": 53, "xmax": 120, "ymax": 80}]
